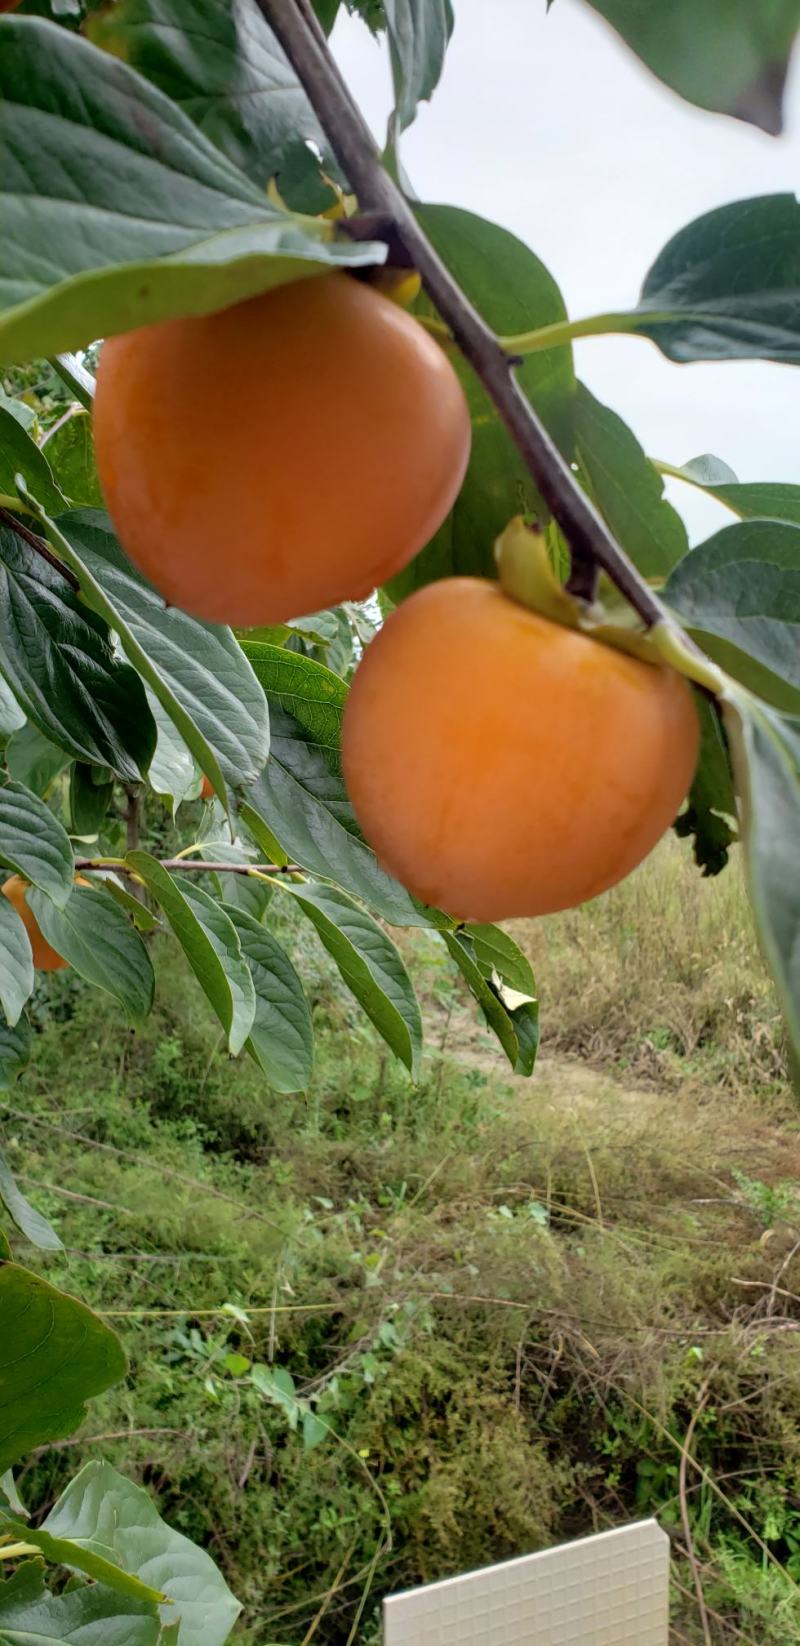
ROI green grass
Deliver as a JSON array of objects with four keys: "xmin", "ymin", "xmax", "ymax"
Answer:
[{"xmin": 5, "ymin": 836, "xmax": 798, "ymax": 1644}]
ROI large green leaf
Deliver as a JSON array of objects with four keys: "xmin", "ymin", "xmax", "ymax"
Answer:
[
  {"xmin": 581, "ymin": 0, "xmax": 800, "ymax": 133},
  {"xmin": 388, "ymin": 204, "xmax": 575, "ymax": 594},
  {"xmin": 674, "ymin": 696, "xmax": 737, "ymax": 876},
  {"xmin": 0, "ymin": 779, "xmax": 73, "ymax": 904},
  {"xmin": 241, "ymin": 642, "xmax": 345, "ymax": 766},
  {"xmin": 223, "ymin": 905, "xmax": 313, "ymax": 1093},
  {"xmin": 574, "ymin": 383, "xmax": 688, "ymax": 577},
  {"xmin": 0, "ymin": 522, "xmax": 156, "ymax": 780},
  {"xmin": 666, "ymin": 458, "xmax": 800, "ymax": 527},
  {"xmin": 0, "ymin": 407, "xmax": 65, "ymax": 515},
  {"xmin": 70, "ymin": 763, "xmax": 115, "ymax": 836},
  {"xmin": 88, "ymin": 0, "xmax": 340, "ymax": 198},
  {"xmin": 630, "ymin": 196, "xmax": 800, "ymax": 363},
  {"xmin": 3, "ymin": 722, "xmax": 70, "ymax": 794},
  {"xmin": 0, "ymin": 895, "xmax": 33, "ymax": 1029},
  {"xmin": 174, "ymin": 878, "xmax": 257, "ymax": 1056},
  {"xmin": 28, "ymin": 883, "xmax": 156, "ymax": 1024},
  {"xmin": 127, "ymin": 853, "xmax": 251, "ymax": 1054},
  {"xmin": 385, "ymin": 0, "xmax": 454, "ymax": 133},
  {"xmin": 443, "ymin": 929, "xmax": 538, "ymax": 1077},
  {"xmin": 664, "ymin": 520, "xmax": 800, "ymax": 711},
  {"xmin": 725, "ymin": 695, "xmax": 800, "ymax": 1056},
  {"xmin": 0, "ymin": 1514, "xmax": 165, "ymax": 1606},
  {"xmin": 0, "ymin": 1148, "xmax": 61, "ymax": 1250},
  {"xmin": 40, "ymin": 411, "xmax": 103, "ymax": 508},
  {"xmin": 40, "ymin": 510, "xmax": 269, "ymax": 801},
  {"xmin": 463, "ymin": 924, "xmax": 537, "ymax": 999},
  {"xmin": 0, "ymin": 1561, "xmax": 159, "ymax": 1646},
  {"xmin": 0, "ymin": 18, "xmax": 385, "ymax": 366},
  {"xmin": 0, "ymin": 1263, "xmax": 126, "ymax": 1472},
  {"xmin": 43, "ymin": 1461, "xmax": 241, "ymax": 1646},
  {"xmin": 0, "ymin": 1018, "xmax": 31, "ymax": 1090},
  {"xmin": 285, "ymin": 881, "xmax": 423, "ymax": 1075}
]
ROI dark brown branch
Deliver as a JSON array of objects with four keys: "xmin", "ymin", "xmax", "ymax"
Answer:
[
  {"xmin": 0, "ymin": 508, "xmax": 80, "ymax": 591},
  {"xmin": 75, "ymin": 858, "xmax": 301, "ymax": 876},
  {"xmin": 254, "ymin": 0, "xmax": 677, "ymax": 628}
]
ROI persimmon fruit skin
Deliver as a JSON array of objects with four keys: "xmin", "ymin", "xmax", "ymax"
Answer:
[
  {"xmin": 200, "ymin": 775, "xmax": 215, "ymax": 801},
  {"xmin": 342, "ymin": 578, "xmax": 700, "ymax": 922},
  {"xmin": 1, "ymin": 874, "xmax": 86, "ymax": 972},
  {"xmin": 93, "ymin": 273, "xmax": 471, "ymax": 627}
]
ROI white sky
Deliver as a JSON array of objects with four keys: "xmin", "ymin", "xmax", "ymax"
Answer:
[{"xmin": 333, "ymin": 0, "xmax": 800, "ymax": 542}]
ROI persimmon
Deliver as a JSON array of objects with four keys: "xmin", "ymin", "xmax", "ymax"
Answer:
[
  {"xmin": 200, "ymin": 775, "xmax": 215, "ymax": 801},
  {"xmin": 341, "ymin": 578, "xmax": 699, "ymax": 922},
  {"xmin": 2, "ymin": 874, "xmax": 89, "ymax": 971},
  {"xmin": 94, "ymin": 273, "xmax": 470, "ymax": 627}
]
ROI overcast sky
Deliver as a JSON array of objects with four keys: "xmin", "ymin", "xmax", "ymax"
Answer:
[{"xmin": 333, "ymin": 0, "xmax": 800, "ymax": 542}]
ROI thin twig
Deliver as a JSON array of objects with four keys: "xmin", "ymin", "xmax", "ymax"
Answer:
[
  {"xmin": 0, "ymin": 507, "xmax": 80, "ymax": 590},
  {"xmin": 254, "ymin": 0, "xmax": 672, "ymax": 628},
  {"xmin": 678, "ymin": 1378, "xmax": 713, "ymax": 1646},
  {"xmin": 74, "ymin": 857, "xmax": 301, "ymax": 877}
]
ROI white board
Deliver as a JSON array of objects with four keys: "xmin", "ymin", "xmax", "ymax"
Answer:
[{"xmin": 384, "ymin": 1520, "xmax": 669, "ymax": 1646}]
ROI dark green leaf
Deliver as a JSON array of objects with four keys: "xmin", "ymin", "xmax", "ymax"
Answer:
[
  {"xmin": 463, "ymin": 924, "xmax": 537, "ymax": 998},
  {"xmin": 631, "ymin": 196, "xmax": 800, "ymax": 363},
  {"xmin": 70, "ymin": 764, "xmax": 114, "ymax": 835},
  {"xmin": 581, "ymin": 0, "xmax": 800, "ymax": 133},
  {"xmin": 385, "ymin": 0, "xmax": 454, "ymax": 133},
  {"xmin": 444, "ymin": 930, "xmax": 539, "ymax": 1076},
  {"xmin": 0, "ymin": 522, "xmax": 156, "ymax": 780},
  {"xmin": 665, "ymin": 520, "xmax": 800, "ymax": 711},
  {"xmin": 0, "ymin": 20, "xmax": 386, "ymax": 366},
  {"xmin": 224, "ymin": 905, "xmax": 314, "ymax": 1091},
  {"xmin": 95, "ymin": 871, "xmax": 161, "ymax": 933},
  {"xmin": 286, "ymin": 881, "xmax": 423, "ymax": 1074},
  {"xmin": 0, "ymin": 1560, "xmax": 159, "ymax": 1646},
  {"xmin": 127, "ymin": 853, "xmax": 251, "ymax": 1053},
  {"xmin": 0, "ymin": 779, "xmax": 73, "ymax": 903},
  {"xmin": 241, "ymin": 641, "xmax": 345, "ymax": 768},
  {"xmin": 574, "ymin": 383, "xmax": 688, "ymax": 577},
  {"xmin": 0, "ymin": 1149, "xmax": 61, "ymax": 1249},
  {"xmin": 87, "ymin": 0, "xmax": 341, "ymax": 202},
  {"xmin": 0, "ymin": 895, "xmax": 33, "ymax": 1028},
  {"xmin": 40, "ymin": 412, "xmax": 103, "ymax": 507},
  {"xmin": 28, "ymin": 883, "xmax": 156, "ymax": 1023},
  {"xmin": 4, "ymin": 721, "xmax": 70, "ymax": 794},
  {"xmin": 388, "ymin": 204, "xmax": 574, "ymax": 594},
  {"xmin": 174, "ymin": 879, "xmax": 257, "ymax": 1056},
  {"xmin": 0, "ymin": 407, "xmax": 65, "ymax": 514},
  {"xmin": 0, "ymin": 1017, "xmax": 31, "ymax": 1090},
  {"xmin": 725, "ymin": 696, "xmax": 800, "ymax": 1056},
  {"xmin": 210, "ymin": 842, "xmax": 273, "ymax": 921},
  {"xmin": 0, "ymin": 1264, "xmax": 126, "ymax": 1472},
  {"xmin": 674, "ymin": 696, "xmax": 737, "ymax": 876},
  {"xmin": 44, "ymin": 510, "xmax": 270, "ymax": 801},
  {"xmin": 0, "ymin": 1510, "xmax": 164, "ymax": 1606},
  {"xmin": 43, "ymin": 1461, "xmax": 241, "ymax": 1646}
]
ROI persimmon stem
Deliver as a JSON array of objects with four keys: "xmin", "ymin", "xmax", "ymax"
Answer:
[
  {"xmin": 253, "ymin": 0, "xmax": 675, "ymax": 630},
  {"xmin": 0, "ymin": 507, "xmax": 80, "ymax": 591}
]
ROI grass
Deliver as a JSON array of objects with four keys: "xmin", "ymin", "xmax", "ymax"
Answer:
[{"xmin": 4, "ymin": 833, "xmax": 798, "ymax": 1644}]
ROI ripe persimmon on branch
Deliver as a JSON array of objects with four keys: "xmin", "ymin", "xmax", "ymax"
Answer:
[{"xmin": 255, "ymin": 0, "xmax": 669, "ymax": 626}]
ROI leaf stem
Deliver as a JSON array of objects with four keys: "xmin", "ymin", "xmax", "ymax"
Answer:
[
  {"xmin": 252, "ymin": 0, "xmax": 674, "ymax": 632},
  {"xmin": 0, "ymin": 507, "xmax": 80, "ymax": 590}
]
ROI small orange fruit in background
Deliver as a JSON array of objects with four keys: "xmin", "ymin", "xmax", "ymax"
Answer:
[
  {"xmin": 0, "ymin": 2, "xmax": 22, "ymax": 12},
  {"xmin": 2, "ymin": 874, "xmax": 90, "ymax": 971},
  {"xmin": 342, "ymin": 579, "xmax": 699, "ymax": 923},
  {"xmin": 200, "ymin": 775, "xmax": 215, "ymax": 801},
  {"xmin": 94, "ymin": 273, "xmax": 470, "ymax": 627}
]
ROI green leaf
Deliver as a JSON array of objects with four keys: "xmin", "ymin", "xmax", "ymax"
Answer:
[
  {"xmin": 674, "ymin": 696, "xmax": 737, "ymax": 877},
  {"xmin": 0, "ymin": 676, "xmax": 25, "ymax": 739},
  {"xmin": 667, "ymin": 458, "xmax": 800, "ymax": 528},
  {"xmin": 94, "ymin": 871, "xmax": 161, "ymax": 933},
  {"xmin": 284, "ymin": 881, "xmax": 423, "ymax": 1075},
  {"xmin": 43, "ymin": 1460, "xmax": 241, "ymax": 1646},
  {"xmin": 42, "ymin": 510, "xmax": 270, "ymax": 802},
  {"xmin": 0, "ymin": 1149, "xmax": 61, "ymax": 1250},
  {"xmin": 28, "ymin": 882, "xmax": 156, "ymax": 1023},
  {"xmin": 302, "ymin": 1409, "xmax": 329, "ymax": 1450},
  {"xmin": 0, "ymin": 407, "xmax": 65, "ymax": 514},
  {"xmin": 4, "ymin": 722, "xmax": 70, "ymax": 794},
  {"xmin": 173, "ymin": 879, "xmax": 257, "ymax": 1056},
  {"xmin": 581, "ymin": 0, "xmax": 800, "ymax": 133},
  {"xmin": 630, "ymin": 196, "xmax": 800, "ymax": 364},
  {"xmin": 241, "ymin": 642, "xmax": 345, "ymax": 764},
  {"xmin": 0, "ymin": 779, "xmax": 73, "ymax": 903},
  {"xmin": 0, "ymin": 1514, "xmax": 165, "ymax": 1606},
  {"xmin": 127, "ymin": 853, "xmax": 251, "ymax": 1054},
  {"xmin": 0, "ymin": 895, "xmax": 33, "ymax": 1028},
  {"xmin": 0, "ymin": 1470, "xmax": 26, "ymax": 1516},
  {"xmin": 210, "ymin": 842, "xmax": 273, "ymax": 921},
  {"xmin": 0, "ymin": 1560, "xmax": 159, "ymax": 1646},
  {"xmin": 385, "ymin": 0, "xmax": 454, "ymax": 133},
  {"xmin": 664, "ymin": 520, "xmax": 800, "ymax": 711},
  {"xmin": 0, "ymin": 1017, "xmax": 31, "ymax": 1090},
  {"xmin": 574, "ymin": 383, "xmax": 688, "ymax": 577},
  {"xmin": 223, "ymin": 904, "xmax": 313, "ymax": 1092},
  {"xmin": 87, "ymin": 0, "xmax": 341, "ymax": 201},
  {"xmin": 0, "ymin": 1264, "xmax": 126, "ymax": 1472},
  {"xmin": 40, "ymin": 412, "xmax": 103, "ymax": 507},
  {"xmin": 388, "ymin": 204, "xmax": 575, "ymax": 594},
  {"xmin": 70, "ymin": 763, "xmax": 115, "ymax": 836},
  {"xmin": 0, "ymin": 19, "xmax": 385, "ymax": 365},
  {"xmin": 0, "ymin": 522, "xmax": 156, "ymax": 780},
  {"xmin": 145, "ymin": 691, "xmax": 197, "ymax": 813},
  {"xmin": 462, "ymin": 925, "xmax": 537, "ymax": 999},
  {"xmin": 725, "ymin": 696, "xmax": 800, "ymax": 1056},
  {"xmin": 0, "ymin": 392, "xmax": 35, "ymax": 434},
  {"xmin": 443, "ymin": 930, "xmax": 539, "ymax": 1077}
]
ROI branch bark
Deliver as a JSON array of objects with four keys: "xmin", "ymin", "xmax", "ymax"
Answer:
[
  {"xmin": 0, "ymin": 507, "xmax": 80, "ymax": 591},
  {"xmin": 253, "ymin": 0, "xmax": 675, "ymax": 628},
  {"xmin": 75, "ymin": 857, "xmax": 300, "ymax": 876}
]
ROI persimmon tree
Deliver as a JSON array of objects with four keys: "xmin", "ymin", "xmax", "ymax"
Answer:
[{"xmin": 0, "ymin": 0, "xmax": 799, "ymax": 1635}]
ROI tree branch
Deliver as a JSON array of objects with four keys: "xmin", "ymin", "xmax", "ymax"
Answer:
[
  {"xmin": 253, "ymin": 0, "xmax": 681, "ymax": 627},
  {"xmin": 75, "ymin": 857, "xmax": 301, "ymax": 876},
  {"xmin": 0, "ymin": 507, "xmax": 80, "ymax": 591}
]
